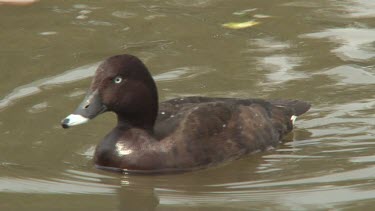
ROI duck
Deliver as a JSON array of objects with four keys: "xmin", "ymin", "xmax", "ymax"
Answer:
[{"xmin": 61, "ymin": 54, "xmax": 310, "ymax": 173}]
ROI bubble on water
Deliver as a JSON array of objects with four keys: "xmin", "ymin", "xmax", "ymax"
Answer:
[
  {"xmin": 76, "ymin": 15, "xmax": 88, "ymax": 20},
  {"xmin": 39, "ymin": 31, "xmax": 57, "ymax": 36},
  {"xmin": 73, "ymin": 4, "xmax": 88, "ymax": 9},
  {"xmin": 88, "ymin": 20, "xmax": 112, "ymax": 26},
  {"xmin": 112, "ymin": 11, "xmax": 137, "ymax": 19},
  {"xmin": 67, "ymin": 90, "xmax": 86, "ymax": 98},
  {"xmin": 144, "ymin": 14, "xmax": 166, "ymax": 20},
  {"xmin": 79, "ymin": 10, "xmax": 92, "ymax": 15}
]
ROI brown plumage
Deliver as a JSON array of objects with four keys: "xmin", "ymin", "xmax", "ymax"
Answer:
[{"xmin": 61, "ymin": 54, "xmax": 310, "ymax": 173}]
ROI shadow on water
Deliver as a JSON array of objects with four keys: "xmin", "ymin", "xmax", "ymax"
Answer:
[{"xmin": 108, "ymin": 155, "xmax": 266, "ymax": 211}]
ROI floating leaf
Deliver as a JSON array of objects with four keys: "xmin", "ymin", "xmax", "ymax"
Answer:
[{"xmin": 222, "ymin": 20, "xmax": 260, "ymax": 29}]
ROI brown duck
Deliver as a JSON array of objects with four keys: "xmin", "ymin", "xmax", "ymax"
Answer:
[{"xmin": 61, "ymin": 54, "xmax": 310, "ymax": 173}]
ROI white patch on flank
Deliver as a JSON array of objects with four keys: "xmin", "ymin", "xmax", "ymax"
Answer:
[
  {"xmin": 64, "ymin": 114, "xmax": 89, "ymax": 126},
  {"xmin": 291, "ymin": 115, "xmax": 297, "ymax": 125},
  {"xmin": 115, "ymin": 142, "xmax": 133, "ymax": 156}
]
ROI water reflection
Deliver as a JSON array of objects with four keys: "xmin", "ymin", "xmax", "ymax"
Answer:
[
  {"xmin": 0, "ymin": 177, "xmax": 116, "ymax": 194},
  {"xmin": 114, "ymin": 164, "xmax": 375, "ymax": 210},
  {"xmin": 258, "ymin": 55, "xmax": 306, "ymax": 84},
  {"xmin": 302, "ymin": 28, "xmax": 375, "ymax": 62},
  {"xmin": 0, "ymin": 168, "xmax": 117, "ymax": 194},
  {"xmin": 0, "ymin": 63, "xmax": 98, "ymax": 110},
  {"xmin": 0, "ymin": 62, "xmax": 215, "ymax": 110},
  {"xmin": 338, "ymin": 0, "xmax": 375, "ymax": 18},
  {"xmin": 322, "ymin": 65, "xmax": 375, "ymax": 85}
]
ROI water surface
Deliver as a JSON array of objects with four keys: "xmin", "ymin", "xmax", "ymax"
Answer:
[{"xmin": 0, "ymin": 0, "xmax": 374, "ymax": 210}]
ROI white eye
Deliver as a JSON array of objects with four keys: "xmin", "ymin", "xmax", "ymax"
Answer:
[{"xmin": 113, "ymin": 76, "xmax": 123, "ymax": 84}]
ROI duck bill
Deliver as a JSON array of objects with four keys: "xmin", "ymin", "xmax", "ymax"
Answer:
[{"xmin": 61, "ymin": 90, "xmax": 107, "ymax": 128}]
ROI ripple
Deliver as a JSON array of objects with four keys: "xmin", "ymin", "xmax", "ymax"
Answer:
[
  {"xmin": 218, "ymin": 165, "xmax": 375, "ymax": 189},
  {"xmin": 154, "ymin": 66, "xmax": 216, "ymax": 82},
  {"xmin": 166, "ymin": 0, "xmax": 215, "ymax": 7},
  {"xmin": 0, "ymin": 62, "xmax": 215, "ymax": 111},
  {"xmin": 27, "ymin": 102, "xmax": 48, "ymax": 113},
  {"xmin": 0, "ymin": 176, "xmax": 117, "ymax": 194},
  {"xmin": 77, "ymin": 145, "xmax": 96, "ymax": 159},
  {"xmin": 282, "ymin": 1, "xmax": 321, "ymax": 8},
  {"xmin": 340, "ymin": 0, "xmax": 375, "ymax": 18},
  {"xmin": 0, "ymin": 62, "xmax": 99, "ymax": 110},
  {"xmin": 39, "ymin": 31, "xmax": 57, "ymax": 36},
  {"xmin": 112, "ymin": 11, "xmax": 137, "ymax": 19},
  {"xmin": 257, "ymin": 55, "xmax": 308, "ymax": 84},
  {"xmin": 350, "ymin": 155, "xmax": 375, "ymax": 163},
  {"xmin": 246, "ymin": 37, "xmax": 291, "ymax": 53},
  {"xmin": 87, "ymin": 20, "xmax": 113, "ymax": 26},
  {"xmin": 322, "ymin": 65, "xmax": 375, "ymax": 85},
  {"xmin": 278, "ymin": 185, "xmax": 375, "ymax": 209},
  {"xmin": 301, "ymin": 28, "xmax": 375, "ymax": 62},
  {"xmin": 152, "ymin": 183, "xmax": 375, "ymax": 210},
  {"xmin": 262, "ymin": 154, "xmax": 325, "ymax": 159},
  {"xmin": 233, "ymin": 8, "xmax": 257, "ymax": 16}
]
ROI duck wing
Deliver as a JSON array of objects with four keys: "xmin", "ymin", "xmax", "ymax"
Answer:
[{"xmin": 154, "ymin": 96, "xmax": 310, "ymax": 142}]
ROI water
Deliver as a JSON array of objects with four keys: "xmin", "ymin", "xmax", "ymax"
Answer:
[{"xmin": 0, "ymin": 0, "xmax": 374, "ymax": 210}]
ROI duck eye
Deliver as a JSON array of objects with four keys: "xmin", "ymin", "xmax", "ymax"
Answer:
[{"xmin": 113, "ymin": 76, "xmax": 123, "ymax": 84}]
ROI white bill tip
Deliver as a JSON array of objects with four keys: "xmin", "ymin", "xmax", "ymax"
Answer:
[{"xmin": 62, "ymin": 114, "xmax": 89, "ymax": 127}]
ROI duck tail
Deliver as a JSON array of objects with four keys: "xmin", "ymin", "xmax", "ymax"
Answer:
[{"xmin": 270, "ymin": 99, "xmax": 311, "ymax": 116}]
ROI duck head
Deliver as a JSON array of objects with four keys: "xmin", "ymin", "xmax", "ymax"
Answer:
[{"xmin": 61, "ymin": 54, "xmax": 159, "ymax": 131}]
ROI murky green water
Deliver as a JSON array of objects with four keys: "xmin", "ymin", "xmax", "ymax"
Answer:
[{"xmin": 0, "ymin": 0, "xmax": 374, "ymax": 210}]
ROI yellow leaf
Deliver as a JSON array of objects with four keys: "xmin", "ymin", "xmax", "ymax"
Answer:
[{"xmin": 222, "ymin": 20, "xmax": 260, "ymax": 29}]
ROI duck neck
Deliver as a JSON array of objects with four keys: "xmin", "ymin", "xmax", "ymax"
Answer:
[{"xmin": 116, "ymin": 111, "xmax": 156, "ymax": 133}]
